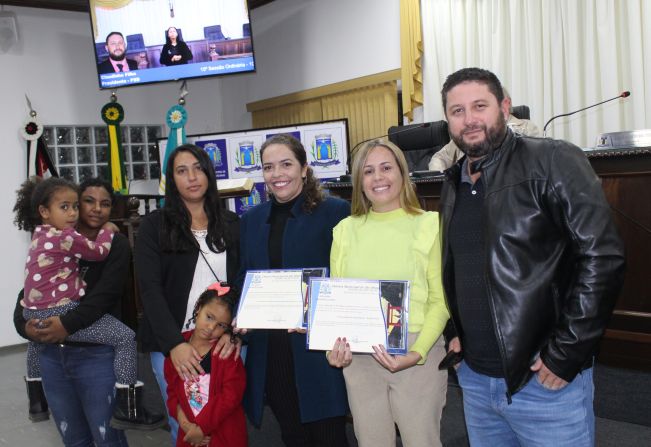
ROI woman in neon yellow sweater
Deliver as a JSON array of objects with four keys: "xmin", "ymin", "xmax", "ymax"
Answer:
[{"xmin": 327, "ymin": 139, "xmax": 450, "ymax": 447}]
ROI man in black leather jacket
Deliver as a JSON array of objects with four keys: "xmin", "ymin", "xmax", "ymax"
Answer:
[{"xmin": 439, "ymin": 67, "xmax": 625, "ymax": 446}]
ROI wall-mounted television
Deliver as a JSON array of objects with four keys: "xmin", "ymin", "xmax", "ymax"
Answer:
[{"xmin": 88, "ymin": 0, "xmax": 256, "ymax": 89}]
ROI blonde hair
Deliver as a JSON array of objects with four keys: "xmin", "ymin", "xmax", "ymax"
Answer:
[{"xmin": 350, "ymin": 139, "xmax": 422, "ymax": 216}]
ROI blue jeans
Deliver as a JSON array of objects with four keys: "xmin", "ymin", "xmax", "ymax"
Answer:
[
  {"xmin": 456, "ymin": 361, "xmax": 594, "ymax": 447},
  {"xmin": 150, "ymin": 352, "xmax": 178, "ymax": 444},
  {"xmin": 39, "ymin": 344, "xmax": 128, "ymax": 447}
]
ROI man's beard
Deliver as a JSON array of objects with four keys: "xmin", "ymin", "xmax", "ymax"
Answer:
[
  {"xmin": 109, "ymin": 52, "xmax": 125, "ymax": 62},
  {"xmin": 451, "ymin": 113, "xmax": 507, "ymax": 159}
]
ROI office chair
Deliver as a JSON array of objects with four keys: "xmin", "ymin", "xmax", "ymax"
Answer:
[
  {"xmin": 204, "ymin": 25, "xmax": 226, "ymax": 41},
  {"xmin": 511, "ymin": 105, "xmax": 530, "ymax": 120},
  {"xmin": 388, "ymin": 121, "xmax": 450, "ymax": 171},
  {"xmin": 126, "ymin": 33, "xmax": 145, "ymax": 51},
  {"xmin": 95, "ymin": 42, "xmax": 108, "ymax": 62}
]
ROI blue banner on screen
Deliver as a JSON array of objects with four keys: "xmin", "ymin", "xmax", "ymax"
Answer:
[{"xmin": 99, "ymin": 57, "xmax": 255, "ymax": 89}]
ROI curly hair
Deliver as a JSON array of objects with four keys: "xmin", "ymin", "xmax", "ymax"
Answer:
[
  {"xmin": 13, "ymin": 176, "xmax": 79, "ymax": 233},
  {"xmin": 190, "ymin": 285, "xmax": 239, "ymax": 325},
  {"xmin": 160, "ymin": 144, "xmax": 231, "ymax": 253},
  {"xmin": 260, "ymin": 134, "xmax": 324, "ymax": 213},
  {"xmin": 79, "ymin": 177, "xmax": 115, "ymax": 203}
]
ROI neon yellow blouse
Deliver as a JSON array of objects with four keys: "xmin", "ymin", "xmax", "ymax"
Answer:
[{"xmin": 330, "ymin": 208, "xmax": 449, "ymax": 362}]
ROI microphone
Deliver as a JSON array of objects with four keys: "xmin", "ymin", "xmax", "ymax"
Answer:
[
  {"xmin": 542, "ymin": 91, "xmax": 631, "ymax": 137},
  {"xmin": 337, "ymin": 122, "xmax": 432, "ymax": 182}
]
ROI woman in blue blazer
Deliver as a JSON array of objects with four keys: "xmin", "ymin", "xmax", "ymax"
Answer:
[{"xmin": 236, "ymin": 134, "xmax": 350, "ymax": 446}]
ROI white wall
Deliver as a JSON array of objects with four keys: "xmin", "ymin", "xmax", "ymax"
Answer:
[
  {"xmin": 218, "ymin": 0, "xmax": 401, "ymax": 130},
  {"xmin": 0, "ymin": 0, "xmax": 401, "ymax": 347}
]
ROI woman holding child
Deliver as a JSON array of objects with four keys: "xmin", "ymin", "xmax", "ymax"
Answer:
[
  {"xmin": 135, "ymin": 144, "xmax": 240, "ymax": 444},
  {"xmin": 13, "ymin": 177, "xmax": 133, "ymax": 446}
]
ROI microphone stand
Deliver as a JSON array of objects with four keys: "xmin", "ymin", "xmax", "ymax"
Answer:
[{"xmin": 543, "ymin": 92, "xmax": 630, "ymax": 137}]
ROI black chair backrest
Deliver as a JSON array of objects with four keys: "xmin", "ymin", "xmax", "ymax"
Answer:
[
  {"xmin": 511, "ymin": 105, "xmax": 530, "ymax": 120},
  {"xmin": 388, "ymin": 121, "xmax": 451, "ymax": 171}
]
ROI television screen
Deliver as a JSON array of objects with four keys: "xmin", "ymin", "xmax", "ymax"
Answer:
[{"xmin": 88, "ymin": 0, "xmax": 256, "ymax": 89}]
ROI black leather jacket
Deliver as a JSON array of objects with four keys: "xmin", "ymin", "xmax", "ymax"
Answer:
[{"xmin": 440, "ymin": 131, "xmax": 625, "ymax": 395}]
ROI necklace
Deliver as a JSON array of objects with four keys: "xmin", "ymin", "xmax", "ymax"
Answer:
[{"xmin": 191, "ymin": 227, "xmax": 208, "ymax": 237}]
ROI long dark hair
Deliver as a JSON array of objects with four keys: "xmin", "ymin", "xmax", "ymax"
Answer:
[
  {"xmin": 165, "ymin": 27, "xmax": 184, "ymax": 46},
  {"xmin": 260, "ymin": 134, "xmax": 324, "ymax": 213},
  {"xmin": 160, "ymin": 144, "xmax": 229, "ymax": 253},
  {"xmin": 13, "ymin": 176, "xmax": 79, "ymax": 233}
]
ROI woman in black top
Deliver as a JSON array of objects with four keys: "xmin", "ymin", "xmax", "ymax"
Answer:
[
  {"xmin": 160, "ymin": 26, "xmax": 193, "ymax": 66},
  {"xmin": 14, "ymin": 178, "xmax": 131, "ymax": 446},
  {"xmin": 235, "ymin": 134, "xmax": 350, "ymax": 446},
  {"xmin": 135, "ymin": 144, "xmax": 239, "ymax": 444}
]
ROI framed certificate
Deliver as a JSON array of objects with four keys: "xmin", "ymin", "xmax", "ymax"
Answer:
[
  {"xmin": 236, "ymin": 268, "xmax": 327, "ymax": 329},
  {"xmin": 306, "ymin": 278, "xmax": 410, "ymax": 354}
]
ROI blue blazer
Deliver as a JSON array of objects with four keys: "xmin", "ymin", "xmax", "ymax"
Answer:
[{"xmin": 237, "ymin": 194, "xmax": 350, "ymax": 426}]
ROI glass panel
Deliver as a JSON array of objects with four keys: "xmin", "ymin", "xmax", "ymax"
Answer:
[
  {"xmin": 121, "ymin": 127, "xmax": 129, "ymax": 142},
  {"xmin": 130, "ymin": 126, "xmax": 144, "ymax": 143},
  {"xmin": 132, "ymin": 164, "xmax": 147, "ymax": 180},
  {"xmin": 59, "ymin": 166, "xmax": 76, "ymax": 182},
  {"xmin": 147, "ymin": 126, "xmax": 162, "ymax": 142},
  {"xmin": 78, "ymin": 166, "xmax": 95, "ymax": 182},
  {"xmin": 131, "ymin": 145, "xmax": 145, "ymax": 162},
  {"xmin": 147, "ymin": 144, "xmax": 159, "ymax": 163},
  {"xmin": 96, "ymin": 146, "xmax": 108, "ymax": 163},
  {"xmin": 45, "ymin": 147, "xmax": 56, "ymax": 163},
  {"xmin": 77, "ymin": 146, "xmax": 93, "ymax": 164},
  {"xmin": 43, "ymin": 127, "xmax": 53, "ymax": 146},
  {"xmin": 76, "ymin": 127, "xmax": 91, "ymax": 144},
  {"xmin": 56, "ymin": 127, "xmax": 73, "ymax": 145},
  {"xmin": 97, "ymin": 165, "xmax": 110, "ymax": 182},
  {"xmin": 149, "ymin": 163, "xmax": 161, "ymax": 179},
  {"xmin": 94, "ymin": 127, "xmax": 108, "ymax": 144},
  {"xmin": 58, "ymin": 147, "xmax": 75, "ymax": 165}
]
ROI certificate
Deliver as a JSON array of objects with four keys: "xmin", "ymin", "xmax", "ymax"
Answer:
[
  {"xmin": 307, "ymin": 278, "xmax": 410, "ymax": 354},
  {"xmin": 236, "ymin": 268, "xmax": 327, "ymax": 329}
]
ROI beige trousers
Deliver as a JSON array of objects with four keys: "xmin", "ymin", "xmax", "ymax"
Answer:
[{"xmin": 343, "ymin": 333, "xmax": 448, "ymax": 447}]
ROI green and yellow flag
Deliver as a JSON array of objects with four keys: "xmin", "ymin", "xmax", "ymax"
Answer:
[{"xmin": 101, "ymin": 101, "xmax": 128, "ymax": 194}]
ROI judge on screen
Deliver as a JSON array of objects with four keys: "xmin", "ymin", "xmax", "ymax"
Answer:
[{"xmin": 97, "ymin": 31, "xmax": 138, "ymax": 74}]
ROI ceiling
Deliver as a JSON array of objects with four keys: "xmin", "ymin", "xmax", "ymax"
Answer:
[{"xmin": 0, "ymin": 0, "xmax": 275, "ymax": 12}]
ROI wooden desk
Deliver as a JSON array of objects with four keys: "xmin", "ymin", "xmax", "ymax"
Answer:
[
  {"xmin": 586, "ymin": 147, "xmax": 651, "ymax": 371},
  {"xmin": 325, "ymin": 147, "xmax": 651, "ymax": 371}
]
